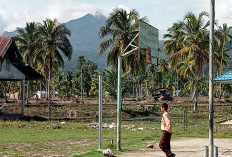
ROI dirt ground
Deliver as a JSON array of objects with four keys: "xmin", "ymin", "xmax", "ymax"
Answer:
[{"xmin": 117, "ymin": 138, "xmax": 232, "ymax": 157}]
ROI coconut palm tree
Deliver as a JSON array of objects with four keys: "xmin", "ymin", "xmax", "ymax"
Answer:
[
  {"xmin": 163, "ymin": 22, "xmax": 186, "ymax": 97},
  {"xmin": 215, "ymin": 24, "xmax": 232, "ymax": 74},
  {"xmin": 163, "ymin": 21, "xmax": 185, "ymax": 56},
  {"xmin": 77, "ymin": 56, "xmax": 86, "ymax": 102},
  {"xmin": 215, "ymin": 24, "xmax": 232, "ymax": 98},
  {"xmin": 15, "ymin": 22, "xmax": 41, "ymax": 105},
  {"xmin": 103, "ymin": 68, "xmax": 132, "ymax": 99},
  {"xmin": 98, "ymin": 8, "xmax": 147, "ymax": 75},
  {"xmin": 165, "ymin": 12, "xmax": 210, "ymax": 111},
  {"xmin": 38, "ymin": 18, "xmax": 72, "ymax": 119},
  {"xmin": 15, "ymin": 22, "xmax": 40, "ymax": 66}
]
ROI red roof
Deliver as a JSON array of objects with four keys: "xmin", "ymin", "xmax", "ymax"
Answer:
[{"xmin": 0, "ymin": 36, "xmax": 12, "ymax": 57}]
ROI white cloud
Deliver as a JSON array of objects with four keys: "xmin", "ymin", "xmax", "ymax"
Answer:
[
  {"xmin": 1, "ymin": 0, "xmax": 232, "ymax": 38},
  {"xmin": 0, "ymin": 0, "xmax": 108, "ymax": 33},
  {"xmin": 117, "ymin": 5, "xmax": 131, "ymax": 13}
]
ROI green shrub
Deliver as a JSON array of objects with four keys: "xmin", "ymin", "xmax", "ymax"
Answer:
[
  {"xmin": 139, "ymin": 105, "xmax": 145, "ymax": 111},
  {"xmin": 224, "ymin": 103, "xmax": 232, "ymax": 113},
  {"xmin": 75, "ymin": 98, "xmax": 79, "ymax": 103},
  {"xmin": 140, "ymin": 96, "xmax": 145, "ymax": 100},
  {"xmin": 147, "ymin": 104, "xmax": 159, "ymax": 112},
  {"xmin": 136, "ymin": 96, "xmax": 141, "ymax": 101},
  {"xmin": 170, "ymin": 105, "xmax": 186, "ymax": 113},
  {"xmin": 179, "ymin": 89, "xmax": 189, "ymax": 97}
]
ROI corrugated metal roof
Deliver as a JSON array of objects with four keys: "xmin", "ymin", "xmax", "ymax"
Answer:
[
  {"xmin": 214, "ymin": 71, "xmax": 232, "ymax": 83},
  {"xmin": 0, "ymin": 36, "xmax": 12, "ymax": 57}
]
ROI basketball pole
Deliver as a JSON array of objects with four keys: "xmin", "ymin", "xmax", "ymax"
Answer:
[
  {"xmin": 117, "ymin": 48, "xmax": 138, "ymax": 151},
  {"xmin": 116, "ymin": 20, "xmax": 158, "ymax": 151},
  {"xmin": 209, "ymin": 0, "xmax": 215, "ymax": 156}
]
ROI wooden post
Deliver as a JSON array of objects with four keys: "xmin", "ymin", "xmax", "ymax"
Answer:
[{"xmin": 21, "ymin": 79, "xmax": 25, "ymax": 115}]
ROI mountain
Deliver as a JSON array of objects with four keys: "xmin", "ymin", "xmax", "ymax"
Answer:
[
  {"xmin": 63, "ymin": 13, "xmax": 108, "ymax": 73},
  {"xmin": 2, "ymin": 13, "xmax": 171, "ymax": 73},
  {"xmin": 2, "ymin": 13, "xmax": 108, "ymax": 73}
]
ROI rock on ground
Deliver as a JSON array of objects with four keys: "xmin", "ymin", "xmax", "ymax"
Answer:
[{"xmin": 103, "ymin": 149, "xmax": 114, "ymax": 157}]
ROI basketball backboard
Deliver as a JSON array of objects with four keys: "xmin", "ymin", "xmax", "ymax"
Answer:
[{"xmin": 139, "ymin": 20, "xmax": 159, "ymax": 65}]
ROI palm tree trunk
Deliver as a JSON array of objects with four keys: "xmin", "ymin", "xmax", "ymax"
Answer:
[
  {"xmin": 194, "ymin": 67, "xmax": 199, "ymax": 111},
  {"xmin": 140, "ymin": 83, "xmax": 142, "ymax": 96},
  {"xmin": 81, "ymin": 66, "xmax": 83, "ymax": 103},
  {"xmin": 40, "ymin": 80, "xmax": 42, "ymax": 99},
  {"xmin": 48, "ymin": 54, "xmax": 52, "ymax": 120},
  {"xmin": 152, "ymin": 72, "xmax": 155, "ymax": 90},
  {"xmin": 133, "ymin": 82, "xmax": 135, "ymax": 97},
  {"xmin": 146, "ymin": 80, "xmax": 148, "ymax": 97},
  {"xmin": 177, "ymin": 72, "xmax": 179, "ymax": 97},
  {"xmin": 170, "ymin": 77, "xmax": 173, "ymax": 98},
  {"xmin": 45, "ymin": 81, "xmax": 48, "ymax": 100},
  {"xmin": 26, "ymin": 81, "xmax": 29, "ymax": 105},
  {"xmin": 219, "ymin": 48, "xmax": 224, "ymax": 99}
]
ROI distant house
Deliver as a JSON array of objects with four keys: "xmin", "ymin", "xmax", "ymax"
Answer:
[
  {"xmin": 0, "ymin": 36, "xmax": 43, "ymax": 115},
  {"xmin": 9, "ymin": 92, "xmax": 20, "ymax": 100}
]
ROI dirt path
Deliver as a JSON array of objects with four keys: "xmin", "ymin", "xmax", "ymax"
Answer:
[{"xmin": 117, "ymin": 138, "xmax": 232, "ymax": 157}]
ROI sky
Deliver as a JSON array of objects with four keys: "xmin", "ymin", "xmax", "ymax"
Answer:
[{"xmin": 0, "ymin": 0, "xmax": 232, "ymax": 39}]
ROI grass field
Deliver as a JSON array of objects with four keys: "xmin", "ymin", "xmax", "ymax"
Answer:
[
  {"xmin": 0, "ymin": 109, "xmax": 232, "ymax": 157},
  {"xmin": 1, "ymin": 97, "xmax": 232, "ymax": 156}
]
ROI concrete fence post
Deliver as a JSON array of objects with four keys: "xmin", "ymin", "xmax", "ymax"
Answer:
[
  {"xmin": 214, "ymin": 146, "xmax": 218, "ymax": 157},
  {"xmin": 204, "ymin": 146, "xmax": 209, "ymax": 157}
]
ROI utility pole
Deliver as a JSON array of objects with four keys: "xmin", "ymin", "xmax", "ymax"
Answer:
[{"xmin": 209, "ymin": 0, "xmax": 215, "ymax": 156}]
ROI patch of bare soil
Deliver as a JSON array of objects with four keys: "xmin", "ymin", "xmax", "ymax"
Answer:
[
  {"xmin": 0, "ymin": 96, "xmax": 231, "ymax": 121},
  {"xmin": 117, "ymin": 138, "xmax": 232, "ymax": 157}
]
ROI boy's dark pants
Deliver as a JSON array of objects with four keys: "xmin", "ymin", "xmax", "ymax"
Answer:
[{"xmin": 159, "ymin": 130, "xmax": 172, "ymax": 157}]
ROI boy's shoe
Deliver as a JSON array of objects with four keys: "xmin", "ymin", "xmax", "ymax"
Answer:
[{"xmin": 171, "ymin": 153, "xmax": 176, "ymax": 157}]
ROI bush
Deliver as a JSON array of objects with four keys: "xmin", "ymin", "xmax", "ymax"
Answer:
[
  {"xmin": 179, "ymin": 89, "xmax": 189, "ymax": 97},
  {"xmin": 140, "ymin": 96, "xmax": 145, "ymax": 100},
  {"xmin": 75, "ymin": 98, "xmax": 79, "ymax": 103},
  {"xmin": 136, "ymin": 96, "xmax": 141, "ymax": 101},
  {"xmin": 170, "ymin": 106, "xmax": 186, "ymax": 113},
  {"xmin": 139, "ymin": 105, "xmax": 145, "ymax": 111},
  {"xmin": 147, "ymin": 104, "xmax": 159, "ymax": 112},
  {"xmin": 224, "ymin": 103, "xmax": 232, "ymax": 113}
]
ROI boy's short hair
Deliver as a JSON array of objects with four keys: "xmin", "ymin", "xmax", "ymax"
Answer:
[{"xmin": 161, "ymin": 103, "xmax": 168, "ymax": 110}]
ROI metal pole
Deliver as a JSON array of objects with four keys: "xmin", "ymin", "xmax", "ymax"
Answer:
[
  {"xmin": 214, "ymin": 146, "xmax": 218, "ymax": 157},
  {"xmin": 98, "ymin": 74, "xmax": 103, "ymax": 150},
  {"xmin": 209, "ymin": 0, "xmax": 215, "ymax": 157},
  {"xmin": 117, "ymin": 57, "xmax": 122, "ymax": 151},
  {"xmin": 21, "ymin": 79, "xmax": 25, "ymax": 115},
  {"xmin": 204, "ymin": 146, "xmax": 209, "ymax": 157}
]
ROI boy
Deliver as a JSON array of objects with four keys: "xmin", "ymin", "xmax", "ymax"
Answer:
[{"xmin": 159, "ymin": 103, "xmax": 175, "ymax": 157}]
